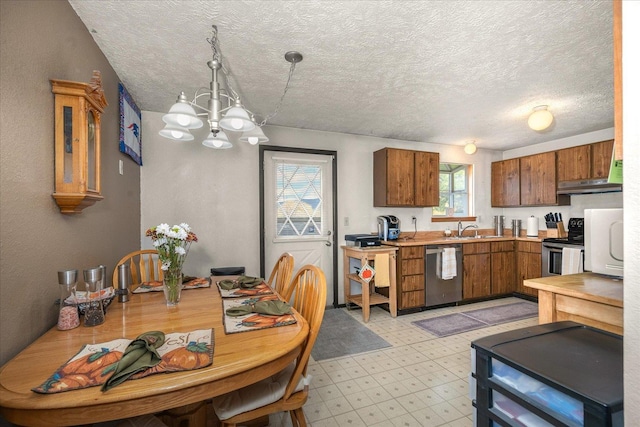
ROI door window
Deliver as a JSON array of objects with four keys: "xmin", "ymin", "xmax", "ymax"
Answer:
[{"xmin": 274, "ymin": 159, "xmax": 324, "ymax": 239}]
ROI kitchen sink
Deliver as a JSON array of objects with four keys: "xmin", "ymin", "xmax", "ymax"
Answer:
[{"xmin": 444, "ymin": 236, "xmax": 477, "ymax": 240}]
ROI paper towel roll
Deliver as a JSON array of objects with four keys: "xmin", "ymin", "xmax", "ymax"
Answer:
[{"xmin": 527, "ymin": 216, "xmax": 539, "ymax": 237}]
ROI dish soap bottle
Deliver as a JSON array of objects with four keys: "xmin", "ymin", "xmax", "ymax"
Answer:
[{"xmin": 57, "ymin": 269, "xmax": 80, "ymax": 330}]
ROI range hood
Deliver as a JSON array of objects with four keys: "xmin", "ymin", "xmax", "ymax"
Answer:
[{"xmin": 557, "ymin": 178, "xmax": 622, "ymax": 195}]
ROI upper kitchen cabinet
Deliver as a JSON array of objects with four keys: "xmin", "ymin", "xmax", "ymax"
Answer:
[
  {"xmin": 590, "ymin": 140, "xmax": 615, "ymax": 179},
  {"xmin": 520, "ymin": 152, "xmax": 569, "ymax": 206},
  {"xmin": 556, "ymin": 145, "xmax": 591, "ymax": 181},
  {"xmin": 557, "ymin": 140, "xmax": 614, "ymax": 181},
  {"xmin": 491, "ymin": 159, "xmax": 520, "ymax": 207},
  {"xmin": 373, "ymin": 148, "xmax": 439, "ymax": 207}
]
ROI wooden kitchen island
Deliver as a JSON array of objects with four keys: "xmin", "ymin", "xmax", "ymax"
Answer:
[{"xmin": 524, "ymin": 272, "xmax": 623, "ymax": 335}]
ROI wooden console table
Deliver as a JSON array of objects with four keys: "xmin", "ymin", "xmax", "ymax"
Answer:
[
  {"xmin": 524, "ymin": 272, "xmax": 623, "ymax": 335},
  {"xmin": 342, "ymin": 245, "xmax": 398, "ymax": 322}
]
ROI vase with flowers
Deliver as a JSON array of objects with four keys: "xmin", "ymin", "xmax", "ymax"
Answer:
[{"xmin": 146, "ymin": 223, "xmax": 198, "ymax": 306}]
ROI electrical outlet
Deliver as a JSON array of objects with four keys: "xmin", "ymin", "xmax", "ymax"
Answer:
[
  {"xmin": 344, "ymin": 216, "xmax": 349, "ymax": 227},
  {"xmin": 411, "ymin": 216, "xmax": 417, "ymax": 224},
  {"xmin": 119, "ymin": 160, "xmax": 123, "ymax": 175}
]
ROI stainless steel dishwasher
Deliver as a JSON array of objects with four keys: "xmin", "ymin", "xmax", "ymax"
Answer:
[{"xmin": 425, "ymin": 244, "xmax": 463, "ymax": 307}]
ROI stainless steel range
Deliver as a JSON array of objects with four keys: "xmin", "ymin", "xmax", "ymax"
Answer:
[{"xmin": 542, "ymin": 218, "xmax": 585, "ymax": 276}]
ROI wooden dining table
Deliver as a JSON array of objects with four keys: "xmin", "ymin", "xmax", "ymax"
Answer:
[{"xmin": 0, "ymin": 276, "xmax": 308, "ymax": 426}]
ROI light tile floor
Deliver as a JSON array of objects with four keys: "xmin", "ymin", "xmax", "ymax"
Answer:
[{"xmin": 269, "ymin": 296, "xmax": 538, "ymax": 427}]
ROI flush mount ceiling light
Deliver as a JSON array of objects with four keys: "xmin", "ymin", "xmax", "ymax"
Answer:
[
  {"xmin": 464, "ymin": 141, "xmax": 477, "ymax": 155},
  {"xmin": 159, "ymin": 25, "xmax": 302, "ymax": 149},
  {"xmin": 528, "ymin": 105, "xmax": 554, "ymax": 131}
]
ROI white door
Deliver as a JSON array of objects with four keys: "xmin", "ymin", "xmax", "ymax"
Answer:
[{"xmin": 264, "ymin": 151, "xmax": 334, "ymax": 307}]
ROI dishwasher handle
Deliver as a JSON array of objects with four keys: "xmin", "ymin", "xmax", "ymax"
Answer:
[{"xmin": 425, "ymin": 246, "xmax": 462, "ymax": 255}]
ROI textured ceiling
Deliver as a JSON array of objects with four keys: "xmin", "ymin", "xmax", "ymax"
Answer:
[{"xmin": 68, "ymin": 0, "xmax": 613, "ymax": 151}]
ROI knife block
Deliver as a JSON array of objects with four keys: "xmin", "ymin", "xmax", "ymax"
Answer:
[{"xmin": 546, "ymin": 222, "xmax": 567, "ymax": 238}]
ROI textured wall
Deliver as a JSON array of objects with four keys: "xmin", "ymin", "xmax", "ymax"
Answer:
[
  {"xmin": 141, "ymin": 111, "xmax": 508, "ymax": 307},
  {"xmin": 0, "ymin": 1, "xmax": 141, "ymax": 366}
]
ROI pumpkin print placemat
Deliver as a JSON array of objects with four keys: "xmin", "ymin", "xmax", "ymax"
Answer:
[
  {"xmin": 222, "ymin": 295, "xmax": 296, "ymax": 334},
  {"xmin": 133, "ymin": 277, "xmax": 211, "ymax": 293},
  {"xmin": 32, "ymin": 329, "xmax": 214, "ymax": 394},
  {"xmin": 216, "ymin": 280, "xmax": 274, "ymax": 298}
]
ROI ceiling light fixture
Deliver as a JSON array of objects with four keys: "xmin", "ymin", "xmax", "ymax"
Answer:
[
  {"xmin": 528, "ymin": 105, "xmax": 554, "ymax": 131},
  {"xmin": 159, "ymin": 25, "xmax": 303, "ymax": 149},
  {"xmin": 464, "ymin": 141, "xmax": 477, "ymax": 155}
]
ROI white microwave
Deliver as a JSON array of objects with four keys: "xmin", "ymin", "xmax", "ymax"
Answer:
[{"xmin": 584, "ymin": 208, "xmax": 623, "ymax": 278}]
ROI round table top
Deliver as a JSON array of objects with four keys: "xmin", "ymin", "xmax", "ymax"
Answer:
[{"xmin": 0, "ymin": 277, "xmax": 308, "ymax": 426}]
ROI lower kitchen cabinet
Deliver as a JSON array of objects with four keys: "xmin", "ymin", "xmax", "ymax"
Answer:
[
  {"xmin": 397, "ymin": 246, "xmax": 425, "ymax": 309},
  {"xmin": 463, "ymin": 242, "xmax": 491, "ymax": 299},
  {"xmin": 464, "ymin": 241, "xmax": 515, "ymax": 299},
  {"xmin": 516, "ymin": 241, "xmax": 541, "ymax": 297},
  {"xmin": 491, "ymin": 241, "xmax": 516, "ymax": 295}
]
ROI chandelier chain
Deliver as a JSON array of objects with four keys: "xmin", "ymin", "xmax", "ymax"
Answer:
[{"xmin": 207, "ymin": 25, "xmax": 241, "ymax": 101}]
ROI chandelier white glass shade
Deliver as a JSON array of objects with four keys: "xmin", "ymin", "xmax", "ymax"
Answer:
[
  {"xmin": 464, "ymin": 141, "xmax": 477, "ymax": 155},
  {"xmin": 528, "ymin": 105, "xmax": 554, "ymax": 131},
  {"xmin": 159, "ymin": 25, "xmax": 301, "ymax": 149},
  {"xmin": 238, "ymin": 123, "xmax": 269, "ymax": 145},
  {"xmin": 202, "ymin": 131, "xmax": 232, "ymax": 149}
]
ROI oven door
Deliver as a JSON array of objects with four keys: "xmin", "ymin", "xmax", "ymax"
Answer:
[{"xmin": 542, "ymin": 244, "xmax": 563, "ymax": 276}]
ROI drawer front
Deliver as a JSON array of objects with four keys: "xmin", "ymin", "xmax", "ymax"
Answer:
[
  {"xmin": 518, "ymin": 241, "xmax": 542, "ymax": 253},
  {"xmin": 463, "ymin": 242, "xmax": 491, "ymax": 255},
  {"xmin": 401, "ymin": 258, "xmax": 424, "ymax": 275},
  {"xmin": 400, "ymin": 246, "xmax": 424, "ymax": 259},
  {"xmin": 402, "ymin": 274, "xmax": 425, "ymax": 292},
  {"xmin": 491, "ymin": 241, "xmax": 514, "ymax": 252}
]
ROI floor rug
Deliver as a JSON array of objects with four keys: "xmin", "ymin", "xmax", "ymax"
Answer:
[
  {"xmin": 412, "ymin": 302, "xmax": 538, "ymax": 338},
  {"xmin": 312, "ymin": 309, "xmax": 392, "ymax": 361}
]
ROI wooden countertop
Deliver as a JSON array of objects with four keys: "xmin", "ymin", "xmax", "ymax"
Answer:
[
  {"xmin": 524, "ymin": 273, "xmax": 623, "ymax": 307},
  {"xmin": 381, "ymin": 236, "xmax": 543, "ymax": 247}
]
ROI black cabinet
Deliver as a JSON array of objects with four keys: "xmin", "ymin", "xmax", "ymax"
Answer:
[{"xmin": 471, "ymin": 322, "xmax": 623, "ymax": 427}]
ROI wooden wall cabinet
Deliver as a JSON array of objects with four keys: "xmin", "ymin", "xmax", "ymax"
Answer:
[
  {"xmin": 590, "ymin": 139, "xmax": 615, "ymax": 179},
  {"xmin": 556, "ymin": 145, "xmax": 591, "ymax": 182},
  {"xmin": 373, "ymin": 148, "xmax": 439, "ymax": 207},
  {"xmin": 51, "ymin": 71, "xmax": 107, "ymax": 214},
  {"xmin": 463, "ymin": 242, "xmax": 491, "ymax": 299},
  {"xmin": 556, "ymin": 139, "xmax": 614, "ymax": 182},
  {"xmin": 516, "ymin": 241, "xmax": 541, "ymax": 298},
  {"xmin": 519, "ymin": 152, "xmax": 569, "ymax": 206},
  {"xmin": 491, "ymin": 159, "xmax": 520, "ymax": 207},
  {"xmin": 490, "ymin": 241, "xmax": 516, "ymax": 295},
  {"xmin": 396, "ymin": 246, "xmax": 425, "ymax": 309}
]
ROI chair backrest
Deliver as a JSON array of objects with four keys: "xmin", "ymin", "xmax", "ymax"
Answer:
[
  {"xmin": 267, "ymin": 253, "xmax": 294, "ymax": 297},
  {"xmin": 112, "ymin": 249, "xmax": 164, "ymax": 289},
  {"xmin": 282, "ymin": 265, "xmax": 326, "ymax": 400}
]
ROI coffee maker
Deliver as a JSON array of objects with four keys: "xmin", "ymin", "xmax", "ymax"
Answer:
[{"xmin": 377, "ymin": 215, "xmax": 400, "ymax": 241}]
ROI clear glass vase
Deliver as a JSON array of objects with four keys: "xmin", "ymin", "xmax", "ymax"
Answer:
[{"xmin": 163, "ymin": 270, "xmax": 183, "ymax": 306}]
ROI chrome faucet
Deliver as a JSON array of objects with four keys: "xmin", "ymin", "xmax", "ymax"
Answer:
[{"xmin": 459, "ymin": 223, "xmax": 479, "ymax": 237}]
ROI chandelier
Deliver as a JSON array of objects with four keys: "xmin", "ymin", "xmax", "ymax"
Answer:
[{"xmin": 159, "ymin": 25, "xmax": 303, "ymax": 149}]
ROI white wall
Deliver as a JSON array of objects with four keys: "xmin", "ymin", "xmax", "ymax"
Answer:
[
  {"xmin": 623, "ymin": 0, "xmax": 640, "ymax": 422},
  {"xmin": 141, "ymin": 111, "xmax": 503, "ymax": 305}
]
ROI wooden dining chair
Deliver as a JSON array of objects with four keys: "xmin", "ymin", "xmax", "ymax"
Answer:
[
  {"xmin": 211, "ymin": 265, "xmax": 327, "ymax": 427},
  {"xmin": 267, "ymin": 252, "xmax": 294, "ymax": 297},
  {"xmin": 112, "ymin": 249, "xmax": 164, "ymax": 290}
]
